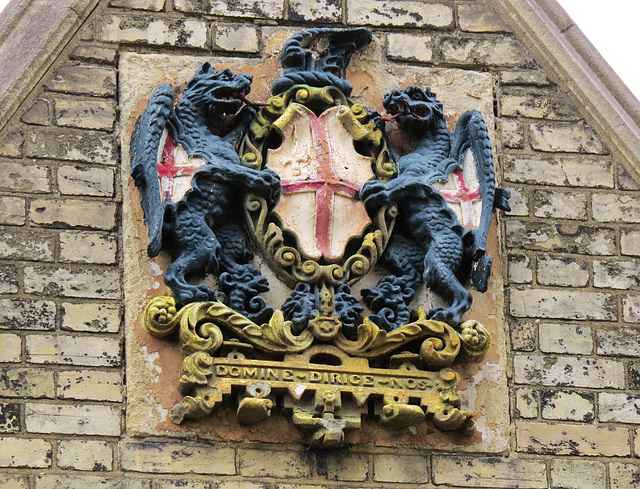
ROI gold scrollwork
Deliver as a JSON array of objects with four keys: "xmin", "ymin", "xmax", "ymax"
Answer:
[
  {"xmin": 178, "ymin": 351, "xmax": 213, "ymax": 393},
  {"xmin": 170, "ymin": 387, "xmax": 219, "ymax": 424},
  {"xmin": 143, "ymin": 299, "xmax": 313, "ymax": 355},
  {"xmin": 335, "ymin": 309, "xmax": 461, "ymax": 368},
  {"xmin": 144, "ymin": 297, "xmax": 491, "ymax": 370},
  {"xmin": 244, "ymin": 196, "xmax": 396, "ymax": 289},
  {"xmin": 178, "ymin": 303, "xmax": 224, "ymax": 355},
  {"xmin": 239, "ymin": 309, "xmax": 314, "ymax": 353},
  {"xmin": 240, "ymin": 86, "xmax": 354, "ymax": 170},
  {"xmin": 144, "ymin": 296, "xmax": 488, "ymax": 439},
  {"xmin": 238, "ymin": 84, "xmax": 397, "ymax": 289},
  {"xmin": 143, "ymin": 296, "xmax": 223, "ymax": 354},
  {"xmin": 426, "ymin": 369, "xmax": 475, "ymax": 434},
  {"xmin": 143, "ymin": 296, "xmax": 179, "ymax": 337}
]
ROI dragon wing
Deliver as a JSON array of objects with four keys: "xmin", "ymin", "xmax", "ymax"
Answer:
[
  {"xmin": 438, "ymin": 111, "xmax": 502, "ymax": 254},
  {"xmin": 435, "ymin": 111, "xmax": 510, "ymax": 291},
  {"xmin": 130, "ymin": 83, "xmax": 176, "ymax": 257}
]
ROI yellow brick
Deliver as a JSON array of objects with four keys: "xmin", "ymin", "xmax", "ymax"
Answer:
[
  {"xmin": 55, "ymin": 99, "xmax": 116, "ymax": 131},
  {"xmin": 26, "ymin": 403, "xmax": 121, "ymax": 436},
  {"xmin": 0, "ymin": 437, "xmax": 52, "ymax": 468},
  {"xmin": 458, "ymin": 4, "xmax": 511, "ymax": 32},
  {"xmin": 386, "ymin": 33, "xmax": 433, "ymax": 63},
  {"xmin": 60, "ymin": 302, "xmax": 120, "ymax": 333},
  {"xmin": 529, "ymin": 121, "xmax": 607, "ymax": 154},
  {"xmin": 59, "ymin": 230, "xmax": 117, "ymax": 263},
  {"xmin": 214, "ymin": 24, "xmax": 259, "ymax": 53},
  {"xmin": 0, "ymin": 130, "xmax": 23, "ymax": 157},
  {"xmin": 0, "ymin": 196, "xmax": 26, "ymax": 225},
  {"xmin": 96, "ymin": 15, "xmax": 207, "ymax": 48},
  {"xmin": 120, "ymin": 441, "xmax": 235, "ymax": 475},
  {"xmin": 24, "ymin": 266, "xmax": 121, "ymax": 299},
  {"xmin": 218, "ymin": 482, "xmax": 268, "ymax": 489},
  {"xmin": 0, "ymin": 298, "xmax": 56, "ymax": 330},
  {"xmin": 0, "ymin": 367, "xmax": 55, "ymax": 398},
  {"xmin": 610, "ymin": 462, "xmax": 640, "ymax": 489},
  {"xmin": 541, "ymin": 390, "xmax": 595, "ymax": 422},
  {"xmin": 277, "ymin": 486, "xmax": 330, "ymax": 489},
  {"xmin": 348, "ymin": 1, "xmax": 453, "ymax": 27},
  {"xmin": 0, "ymin": 402, "xmax": 20, "ymax": 433},
  {"xmin": 515, "ymin": 387, "xmax": 538, "ymax": 418},
  {"xmin": 45, "ymin": 65, "xmax": 116, "ymax": 97},
  {"xmin": 0, "ymin": 160, "xmax": 50, "ymax": 193},
  {"xmin": 433, "ymin": 455, "xmax": 547, "ymax": 488},
  {"xmin": 0, "ymin": 474, "xmax": 29, "ymax": 489},
  {"xmin": 326, "ymin": 452, "xmax": 369, "ymax": 481},
  {"xmin": 373, "ymin": 454, "xmax": 428, "ymax": 483},
  {"xmin": 151, "ymin": 479, "xmax": 209, "ymax": 489},
  {"xmin": 57, "ymin": 369, "xmax": 123, "ymax": 402},
  {"xmin": 238, "ymin": 449, "xmax": 313, "ymax": 478},
  {"xmin": 57, "ymin": 439, "xmax": 113, "ymax": 471},
  {"xmin": 550, "ymin": 459, "xmax": 605, "ymax": 489},
  {"xmin": 34, "ymin": 474, "xmax": 149, "ymax": 489},
  {"xmin": 30, "ymin": 199, "xmax": 116, "ymax": 230},
  {"xmin": 516, "ymin": 421, "xmax": 630, "ymax": 456},
  {"xmin": 276, "ymin": 486, "xmax": 329, "ymax": 489},
  {"xmin": 0, "ymin": 334, "xmax": 21, "ymax": 362},
  {"xmin": 26, "ymin": 334, "xmax": 121, "ymax": 366},
  {"xmin": 441, "ymin": 37, "xmax": 533, "ymax": 67}
]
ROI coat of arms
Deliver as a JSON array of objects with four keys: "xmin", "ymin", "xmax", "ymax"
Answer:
[{"xmin": 131, "ymin": 28, "xmax": 510, "ymax": 447}]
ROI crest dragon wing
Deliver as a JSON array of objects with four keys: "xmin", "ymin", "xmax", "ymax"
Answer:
[
  {"xmin": 447, "ymin": 110, "xmax": 511, "ymax": 291},
  {"xmin": 130, "ymin": 83, "xmax": 176, "ymax": 257}
]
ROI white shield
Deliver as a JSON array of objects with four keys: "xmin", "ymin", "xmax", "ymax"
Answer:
[
  {"xmin": 434, "ymin": 149, "xmax": 482, "ymax": 229},
  {"xmin": 266, "ymin": 104, "xmax": 375, "ymax": 260},
  {"xmin": 157, "ymin": 130, "xmax": 205, "ymax": 203}
]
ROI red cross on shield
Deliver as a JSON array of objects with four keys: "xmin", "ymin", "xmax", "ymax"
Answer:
[
  {"xmin": 157, "ymin": 133, "xmax": 206, "ymax": 202},
  {"xmin": 434, "ymin": 150, "xmax": 482, "ymax": 229},
  {"xmin": 266, "ymin": 105, "xmax": 375, "ymax": 260}
]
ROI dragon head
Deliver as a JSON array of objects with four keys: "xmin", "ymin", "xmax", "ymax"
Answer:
[
  {"xmin": 179, "ymin": 63, "xmax": 253, "ymax": 116},
  {"xmin": 382, "ymin": 85, "xmax": 445, "ymax": 133}
]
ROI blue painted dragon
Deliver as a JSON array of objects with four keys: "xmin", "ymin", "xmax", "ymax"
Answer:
[
  {"xmin": 359, "ymin": 86, "xmax": 511, "ymax": 328},
  {"xmin": 131, "ymin": 28, "xmax": 509, "ymax": 332},
  {"xmin": 130, "ymin": 63, "xmax": 280, "ymax": 322}
]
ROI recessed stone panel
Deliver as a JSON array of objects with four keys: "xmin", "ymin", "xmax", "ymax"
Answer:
[{"xmin": 119, "ymin": 29, "xmax": 508, "ymax": 452}]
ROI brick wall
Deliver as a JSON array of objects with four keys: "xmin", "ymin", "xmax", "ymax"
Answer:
[{"xmin": 1, "ymin": 0, "xmax": 639, "ymax": 487}]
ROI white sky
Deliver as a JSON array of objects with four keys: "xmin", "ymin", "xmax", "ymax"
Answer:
[
  {"xmin": 0, "ymin": 0, "xmax": 637, "ymax": 100},
  {"xmin": 557, "ymin": 0, "xmax": 640, "ymax": 100}
]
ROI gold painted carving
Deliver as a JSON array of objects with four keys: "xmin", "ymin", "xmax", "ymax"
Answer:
[
  {"xmin": 143, "ymin": 296, "xmax": 490, "ymax": 445},
  {"xmin": 245, "ymin": 195, "xmax": 396, "ymax": 289},
  {"xmin": 144, "ymin": 296, "xmax": 313, "ymax": 355}
]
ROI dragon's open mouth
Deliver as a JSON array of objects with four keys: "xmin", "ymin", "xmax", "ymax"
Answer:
[
  {"xmin": 213, "ymin": 86, "xmax": 250, "ymax": 101},
  {"xmin": 210, "ymin": 85, "xmax": 251, "ymax": 114},
  {"xmin": 384, "ymin": 102, "xmax": 430, "ymax": 121},
  {"xmin": 211, "ymin": 84, "xmax": 267, "ymax": 114}
]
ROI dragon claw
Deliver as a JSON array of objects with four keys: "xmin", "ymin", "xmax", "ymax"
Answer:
[{"xmin": 359, "ymin": 181, "xmax": 395, "ymax": 207}]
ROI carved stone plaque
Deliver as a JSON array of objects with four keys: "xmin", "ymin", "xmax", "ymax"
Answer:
[{"xmin": 121, "ymin": 27, "xmax": 509, "ymax": 451}]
